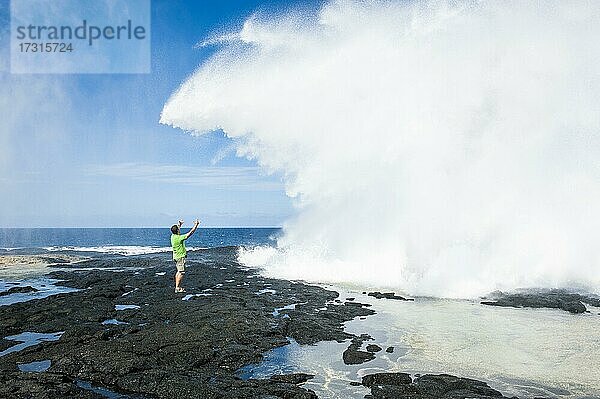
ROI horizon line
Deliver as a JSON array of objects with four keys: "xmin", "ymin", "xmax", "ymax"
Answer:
[{"xmin": 0, "ymin": 226, "xmax": 283, "ymax": 229}]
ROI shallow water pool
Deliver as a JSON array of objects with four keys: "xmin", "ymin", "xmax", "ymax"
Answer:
[{"xmin": 242, "ymin": 287, "xmax": 600, "ymax": 398}]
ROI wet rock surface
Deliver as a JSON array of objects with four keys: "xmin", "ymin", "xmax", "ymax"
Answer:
[
  {"xmin": 0, "ymin": 338, "xmax": 13, "ymax": 352},
  {"xmin": 481, "ymin": 289, "xmax": 600, "ymax": 314},
  {"xmin": 367, "ymin": 292, "xmax": 413, "ymax": 301},
  {"xmin": 269, "ymin": 373, "xmax": 314, "ymax": 384},
  {"xmin": 0, "ymin": 247, "xmax": 373, "ymax": 398},
  {"xmin": 365, "ymin": 344, "xmax": 382, "ymax": 353},
  {"xmin": 0, "ymin": 372, "xmax": 103, "ymax": 398},
  {"xmin": 0, "ymin": 285, "xmax": 39, "ymax": 296},
  {"xmin": 0, "ymin": 254, "xmax": 86, "ymax": 267},
  {"xmin": 362, "ymin": 372, "xmax": 514, "ymax": 399},
  {"xmin": 342, "ymin": 333, "xmax": 375, "ymax": 365},
  {"xmin": 362, "ymin": 372, "xmax": 412, "ymax": 387}
]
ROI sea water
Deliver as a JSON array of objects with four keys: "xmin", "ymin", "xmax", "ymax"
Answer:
[
  {"xmin": 242, "ymin": 287, "xmax": 600, "ymax": 399},
  {"xmin": 0, "ymin": 227, "xmax": 280, "ymax": 255}
]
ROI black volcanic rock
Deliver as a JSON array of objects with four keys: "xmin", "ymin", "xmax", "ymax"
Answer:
[
  {"xmin": 366, "ymin": 344, "xmax": 382, "ymax": 353},
  {"xmin": 342, "ymin": 348, "xmax": 375, "ymax": 365},
  {"xmin": 481, "ymin": 289, "xmax": 599, "ymax": 314},
  {"xmin": 362, "ymin": 372, "xmax": 412, "ymax": 387},
  {"xmin": 362, "ymin": 372, "xmax": 510, "ymax": 399},
  {"xmin": 269, "ymin": 373, "xmax": 314, "ymax": 384},
  {"xmin": 561, "ymin": 301, "xmax": 587, "ymax": 314},
  {"xmin": 368, "ymin": 291, "xmax": 413, "ymax": 301},
  {"xmin": 0, "ymin": 338, "xmax": 13, "ymax": 352},
  {"xmin": 413, "ymin": 374, "xmax": 504, "ymax": 397},
  {"xmin": 342, "ymin": 333, "xmax": 375, "ymax": 365},
  {"xmin": 344, "ymin": 301, "xmax": 371, "ymax": 307},
  {"xmin": 0, "ymin": 286, "xmax": 38, "ymax": 296},
  {"xmin": 0, "ymin": 372, "xmax": 102, "ymax": 398},
  {"xmin": 0, "ymin": 248, "xmax": 373, "ymax": 398}
]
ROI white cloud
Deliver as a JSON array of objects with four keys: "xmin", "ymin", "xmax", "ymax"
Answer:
[{"xmin": 87, "ymin": 162, "xmax": 284, "ymax": 191}]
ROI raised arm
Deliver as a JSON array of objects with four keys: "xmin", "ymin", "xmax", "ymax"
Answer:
[{"xmin": 184, "ymin": 219, "xmax": 200, "ymax": 239}]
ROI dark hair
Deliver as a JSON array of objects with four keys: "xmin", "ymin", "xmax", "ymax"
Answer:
[{"xmin": 171, "ymin": 225, "xmax": 179, "ymax": 234}]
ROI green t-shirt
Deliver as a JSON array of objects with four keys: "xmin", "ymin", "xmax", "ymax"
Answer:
[{"xmin": 171, "ymin": 234, "xmax": 187, "ymax": 260}]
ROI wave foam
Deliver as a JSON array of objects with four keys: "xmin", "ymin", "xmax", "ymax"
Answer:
[
  {"xmin": 163, "ymin": 0, "xmax": 600, "ymax": 298},
  {"xmin": 43, "ymin": 246, "xmax": 206, "ymax": 256}
]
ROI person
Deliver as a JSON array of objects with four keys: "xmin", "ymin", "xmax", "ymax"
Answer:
[{"xmin": 170, "ymin": 219, "xmax": 200, "ymax": 293}]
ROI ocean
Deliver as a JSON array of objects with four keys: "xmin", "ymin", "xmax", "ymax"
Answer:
[{"xmin": 0, "ymin": 227, "xmax": 280, "ymax": 255}]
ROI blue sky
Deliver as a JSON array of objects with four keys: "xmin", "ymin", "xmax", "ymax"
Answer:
[{"xmin": 0, "ymin": 0, "xmax": 317, "ymax": 227}]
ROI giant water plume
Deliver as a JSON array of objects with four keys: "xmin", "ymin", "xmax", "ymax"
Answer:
[{"xmin": 161, "ymin": 0, "xmax": 600, "ymax": 298}]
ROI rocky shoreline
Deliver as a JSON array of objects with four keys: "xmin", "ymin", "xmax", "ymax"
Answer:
[
  {"xmin": 361, "ymin": 372, "xmax": 515, "ymax": 399},
  {"xmin": 481, "ymin": 289, "xmax": 600, "ymax": 314},
  {"xmin": 0, "ymin": 247, "xmax": 375, "ymax": 398},
  {"xmin": 0, "ymin": 247, "xmax": 560, "ymax": 398}
]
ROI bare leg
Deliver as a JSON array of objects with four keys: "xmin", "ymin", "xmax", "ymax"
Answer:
[{"xmin": 175, "ymin": 271, "xmax": 184, "ymax": 290}]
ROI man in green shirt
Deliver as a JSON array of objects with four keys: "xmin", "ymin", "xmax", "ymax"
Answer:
[{"xmin": 170, "ymin": 219, "xmax": 200, "ymax": 293}]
